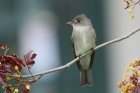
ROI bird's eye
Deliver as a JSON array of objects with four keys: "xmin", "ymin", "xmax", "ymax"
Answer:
[{"xmin": 77, "ymin": 20, "xmax": 80, "ymax": 22}]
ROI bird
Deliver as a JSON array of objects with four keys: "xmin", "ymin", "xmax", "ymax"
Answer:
[{"xmin": 67, "ymin": 14, "xmax": 96, "ymax": 87}]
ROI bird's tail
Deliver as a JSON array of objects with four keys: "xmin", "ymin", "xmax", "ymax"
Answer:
[{"xmin": 80, "ymin": 70, "xmax": 93, "ymax": 87}]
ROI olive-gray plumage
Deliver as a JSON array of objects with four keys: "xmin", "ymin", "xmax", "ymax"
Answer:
[{"xmin": 67, "ymin": 14, "xmax": 96, "ymax": 87}]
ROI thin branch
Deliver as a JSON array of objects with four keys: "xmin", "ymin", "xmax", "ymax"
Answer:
[{"xmin": 10, "ymin": 27, "xmax": 140, "ymax": 78}]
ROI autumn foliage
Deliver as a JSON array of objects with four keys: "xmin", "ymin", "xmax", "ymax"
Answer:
[
  {"xmin": 123, "ymin": 0, "xmax": 140, "ymax": 19},
  {"xmin": 0, "ymin": 44, "xmax": 37, "ymax": 93},
  {"xmin": 118, "ymin": 58, "xmax": 140, "ymax": 93}
]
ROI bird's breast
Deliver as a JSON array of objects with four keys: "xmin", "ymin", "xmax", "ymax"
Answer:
[{"xmin": 73, "ymin": 26, "xmax": 96, "ymax": 56}]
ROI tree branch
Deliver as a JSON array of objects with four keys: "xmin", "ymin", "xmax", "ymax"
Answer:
[{"xmin": 10, "ymin": 27, "xmax": 140, "ymax": 78}]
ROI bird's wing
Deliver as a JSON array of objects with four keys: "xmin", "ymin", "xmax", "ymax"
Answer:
[
  {"xmin": 89, "ymin": 51, "xmax": 95, "ymax": 70},
  {"xmin": 88, "ymin": 28, "xmax": 96, "ymax": 69},
  {"xmin": 71, "ymin": 32, "xmax": 81, "ymax": 71}
]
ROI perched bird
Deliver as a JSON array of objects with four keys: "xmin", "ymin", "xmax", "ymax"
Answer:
[{"xmin": 67, "ymin": 14, "xmax": 96, "ymax": 87}]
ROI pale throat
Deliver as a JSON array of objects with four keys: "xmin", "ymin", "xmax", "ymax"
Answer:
[{"xmin": 72, "ymin": 25, "xmax": 90, "ymax": 31}]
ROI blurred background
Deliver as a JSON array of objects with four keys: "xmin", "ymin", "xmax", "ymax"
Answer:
[{"xmin": 0, "ymin": 0, "xmax": 140, "ymax": 93}]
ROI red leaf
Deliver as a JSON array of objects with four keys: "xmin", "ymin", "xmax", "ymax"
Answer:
[
  {"xmin": 1, "ymin": 56, "xmax": 23, "ymax": 71},
  {"xmin": 23, "ymin": 51, "xmax": 36, "ymax": 69},
  {"xmin": 31, "ymin": 53, "xmax": 37, "ymax": 59},
  {"xmin": 26, "ymin": 61, "xmax": 35, "ymax": 68},
  {"xmin": 0, "ymin": 69, "xmax": 12, "ymax": 75},
  {"xmin": 0, "ymin": 75, "xmax": 7, "ymax": 86},
  {"xmin": 9, "ymin": 54, "xmax": 26, "ymax": 66},
  {"xmin": 2, "ymin": 54, "xmax": 28, "ymax": 71}
]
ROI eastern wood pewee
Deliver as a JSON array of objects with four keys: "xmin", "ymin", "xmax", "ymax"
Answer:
[{"xmin": 67, "ymin": 14, "xmax": 96, "ymax": 87}]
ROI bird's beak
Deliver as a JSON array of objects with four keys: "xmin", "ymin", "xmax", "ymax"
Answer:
[{"xmin": 66, "ymin": 21, "xmax": 72, "ymax": 25}]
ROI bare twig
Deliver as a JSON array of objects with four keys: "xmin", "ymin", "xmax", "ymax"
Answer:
[{"xmin": 10, "ymin": 27, "xmax": 140, "ymax": 78}]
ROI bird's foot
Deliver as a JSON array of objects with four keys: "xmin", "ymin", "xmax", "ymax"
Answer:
[
  {"xmin": 90, "ymin": 48, "xmax": 94, "ymax": 51},
  {"xmin": 78, "ymin": 55, "xmax": 82, "ymax": 60}
]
